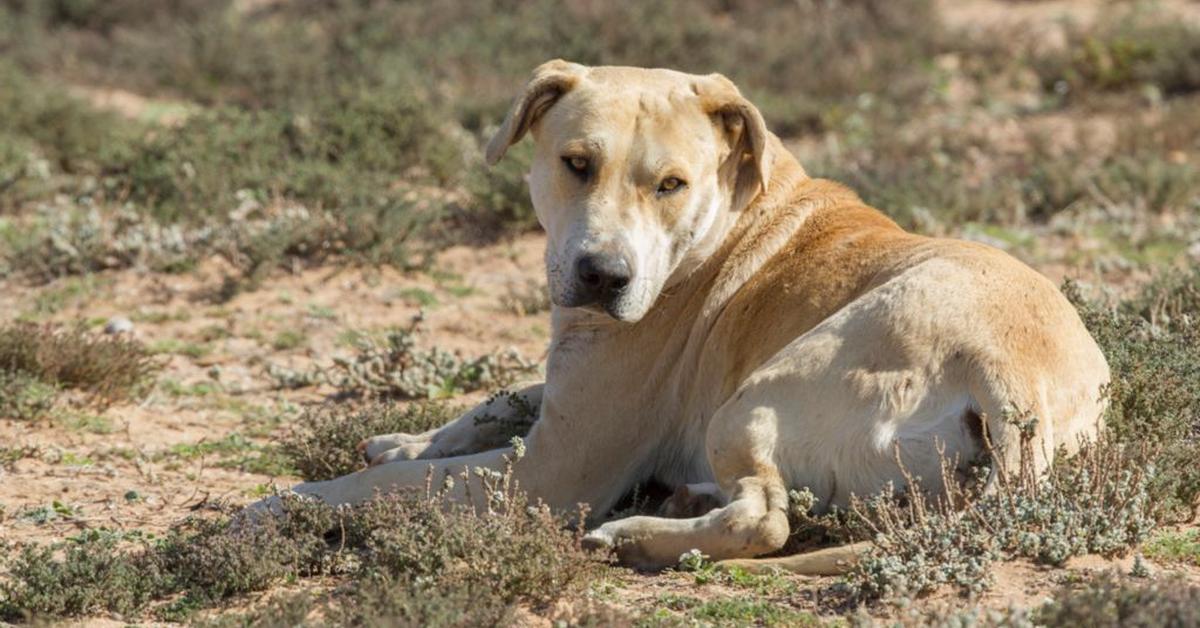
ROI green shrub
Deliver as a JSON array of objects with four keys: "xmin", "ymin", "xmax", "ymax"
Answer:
[
  {"xmin": 281, "ymin": 401, "xmax": 458, "ymax": 482},
  {"xmin": 0, "ymin": 370, "xmax": 58, "ymax": 420},
  {"xmin": 1067, "ymin": 280, "xmax": 1200, "ymax": 519},
  {"xmin": 846, "ymin": 436, "xmax": 1157, "ymax": 600},
  {"xmin": 0, "ymin": 533, "xmax": 169, "ymax": 621},
  {"xmin": 268, "ymin": 322, "xmax": 538, "ymax": 401},
  {"xmin": 1036, "ymin": 574, "xmax": 1200, "ymax": 627},
  {"xmin": 809, "ymin": 96, "xmax": 1200, "ymax": 228},
  {"xmin": 1143, "ymin": 528, "xmax": 1200, "ymax": 566},
  {"xmin": 156, "ymin": 510, "xmax": 337, "ymax": 603},
  {"xmin": 1, "ymin": 468, "xmax": 607, "ymax": 624},
  {"xmin": 1037, "ymin": 8, "xmax": 1200, "ymax": 98},
  {"xmin": 118, "ymin": 86, "xmax": 461, "ymax": 223},
  {"xmin": 462, "ymin": 140, "xmax": 538, "ymax": 238},
  {"xmin": 0, "ymin": 322, "xmax": 158, "ymax": 411},
  {"xmin": 340, "ymin": 485, "xmax": 600, "ymax": 624},
  {"xmin": 0, "ymin": 61, "xmax": 137, "ymax": 183},
  {"xmin": 328, "ymin": 327, "xmax": 538, "ymax": 400},
  {"xmin": 1123, "ymin": 266, "xmax": 1200, "ymax": 332}
]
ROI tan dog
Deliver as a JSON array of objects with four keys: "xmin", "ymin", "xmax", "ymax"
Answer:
[{"xmin": 265, "ymin": 61, "xmax": 1109, "ymax": 572}]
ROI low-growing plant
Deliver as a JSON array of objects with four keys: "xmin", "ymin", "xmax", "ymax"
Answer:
[
  {"xmin": 270, "ymin": 329, "xmax": 306, "ymax": 352},
  {"xmin": 1143, "ymin": 528, "xmax": 1200, "ymax": 566},
  {"xmin": 344, "ymin": 458, "xmax": 601, "ymax": 614},
  {"xmin": 281, "ymin": 401, "xmax": 458, "ymax": 481},
  {"xmin": 0, "ymin": 322, "xmax": 158, "ymax": 416},
  {"xmin": 328, "ymin": 325, "xmax": 537, "ymax": 399},
  {"xmin": 461, "ymin": 140, "xmax": 538, "ymax": 238},
  {"xmin": 1035, "ymin": 574, "xmax": 1200, "ymax": 627},
  {"xmin": 1035, "ymin": 6, "xmax": 1200, "ymax": 99},
  {"xmin": 161, "ymin": 433, "xmax": 294, "ymax": 477},
  {"xmin": 0, "ymin": 370, "xmax": 58, "ymax": 420},
  {"xmin": 845, "ymin": 433, "xmax": 1157, "ymax": 600},
  {"xmin": 1124, "ymin": 266, "xmax": 1200, "ymax": 332},
  {"xmin": 267, "ymin": 318, "xmax": 538, "ymax": 400},
  {"xmin": 1066, "ymin": 280, "xmax": 1200, "ymax": 520},
  {"xmin": 1, "ymin": 450, "xmax": 608, "ymax": 624},
  {"xmin": 0, "ymin": 535, "xmax": 169, "ymax": 620},
  {"xmin": 156, "ymin": 511, "xmax": 338, "ymax": 604}
]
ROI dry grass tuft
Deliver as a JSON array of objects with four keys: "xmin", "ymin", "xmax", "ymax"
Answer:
[{"xmin": 0, "ymin": 322, "xmax": 157, "ymax": 418}]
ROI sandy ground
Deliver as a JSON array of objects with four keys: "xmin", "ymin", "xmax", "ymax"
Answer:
[{"xmin": 0, "ymin": 233, "xmax": 549, "ymax": 546}]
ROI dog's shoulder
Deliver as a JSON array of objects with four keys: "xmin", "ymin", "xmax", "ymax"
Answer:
[{"xmin": 704, "ymin": 180, "xmax": 914, "ymax": 393}]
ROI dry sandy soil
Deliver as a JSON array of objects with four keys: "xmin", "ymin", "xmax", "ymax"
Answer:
[{"xmin": 0, "ymin": 233, "xmax": 549, "ymax": 545}]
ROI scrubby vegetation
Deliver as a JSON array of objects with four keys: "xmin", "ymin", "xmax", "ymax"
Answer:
[
  {"xmin": 0, "ymin": 321, "xmax": 157, "ymax": 419},
  {"xmin": 267, "ymin": 318, "xmax": 538, "ymax": 399},
  {"xmin": 0, "ymin": 469, "xmax": 607, "ymax": 624},
  {"xmin": 845, "ymin": 438, "xmax": 1158, "ymax": 599},
  {"xmin": 281, "ymin": 401, "xmax": 457, "ymax": 481},
  {"xmin": 1037, "ymin": 574, "xmax": 1200, "ymax": 627}
]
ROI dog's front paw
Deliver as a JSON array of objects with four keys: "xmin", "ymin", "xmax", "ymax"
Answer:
[
  {"xmin": 368, "ymin": 443, "xmax": 435, "ymax": 466},
  {"xmin": 238, "ymin": 483, "xmax": 329, "ymax": 523},
  {"xmin": 358, "ymin": 433, "xmax": 428, "ymax": 463},
  {"xmin": 581, "ymin": 527, "xmax": 616, "ymax": 553},
  {"xmin": 236, "ymin": 491, "xmax": 294, "ymax": 528},
  {"xmin": 581, "ymin": 522, "xmax": 660, "ymax": 569},
  {"xmin": 659, "ymin": 483, "xmax": 725, "ymax": 518}
]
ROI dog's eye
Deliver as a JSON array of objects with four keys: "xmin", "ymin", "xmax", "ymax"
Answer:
[
  {"xmin": 658, "ymin": 177, "xmax": 686, "ymax": 194},
  {"xmin": 562, "ymin": 156, "xmax": 589, "ymax": 178}
]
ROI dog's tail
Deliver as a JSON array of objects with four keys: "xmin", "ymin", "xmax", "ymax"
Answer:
[{"xmin": 715, "ymin": 541, "xmax": 869, "ymax": 575}]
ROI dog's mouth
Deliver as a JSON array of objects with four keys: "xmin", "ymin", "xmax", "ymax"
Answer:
[
  {"xmin": 557, "ymin": 291, "xmax": 626, "ymax": 319},
  {"xmin": 554, "ymin": 283, "xmax": 649, "ymax": 322}
]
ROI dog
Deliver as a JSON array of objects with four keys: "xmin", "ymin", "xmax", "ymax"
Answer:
[{"xmin": 263, "ymin": 61, "xmax": 1109, "ymax": 573}]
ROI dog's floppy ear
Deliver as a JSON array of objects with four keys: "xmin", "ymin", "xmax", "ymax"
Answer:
[
  {"xmin": 486, "ymin": 60, "xmax": 586, "ymax": 165},
  {"xmin": 697, "ymin": 73, "xmax": 773, "ymax": 206}
]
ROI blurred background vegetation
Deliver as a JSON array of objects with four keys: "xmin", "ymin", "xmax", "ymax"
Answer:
[{"xmin": 1, "ymin": 0, "xmax": 1197, "ymax": 284}]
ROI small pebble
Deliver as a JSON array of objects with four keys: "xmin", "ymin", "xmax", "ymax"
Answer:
[{"xmin": 104, "ymin": 316, "xmax": 135, "ymax": 335}]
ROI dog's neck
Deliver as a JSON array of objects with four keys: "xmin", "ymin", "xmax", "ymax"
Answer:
[{"xmin": 694, "ymin": 136, "xmax": 813, "ymax": 320}]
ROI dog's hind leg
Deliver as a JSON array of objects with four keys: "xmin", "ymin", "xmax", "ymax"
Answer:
[
  {"xmin": 580, "ymin": 397, "xmax": 799, "ymax": 568},
  {"xmin": 716, "ymin": 541, "xmax": 869, "ymax": 575},
  {"xmin": 360, "ymin": 382, "xmax": 544, "ymax": 464},
  {"xmin": 582, "ymin": 474, "xmax": 790, "ymax": 569}
]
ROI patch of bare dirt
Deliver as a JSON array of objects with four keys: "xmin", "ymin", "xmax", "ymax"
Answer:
[{"xmin": 0, "ymin": 233, "xmax": 548, "ymax": 546}]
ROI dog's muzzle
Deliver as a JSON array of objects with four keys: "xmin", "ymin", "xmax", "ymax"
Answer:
[{"xmin": 563, "ymin": 252, "xmax": 632, "ymax": 315}]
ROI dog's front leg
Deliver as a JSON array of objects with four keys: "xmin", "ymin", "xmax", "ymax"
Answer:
[
  {"xmin": 282, "ymin": 412, "xmax": 627, "ymax": 515},
  {"xmin": 360, "ymin": 382, "xmax": 544, "ymax": 465},
  {"xmin": 291, "ymin": 446, "xmax": 524, "ymax": 509}
]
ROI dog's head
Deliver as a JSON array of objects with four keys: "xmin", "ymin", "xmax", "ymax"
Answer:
[{"xmin": 487, "ymin": 61, "xmax": 773, "ymax": 322}]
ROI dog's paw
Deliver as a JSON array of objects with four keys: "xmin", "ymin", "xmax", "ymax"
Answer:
[
  {"xmin": 235, "ymin": 491, "xmax": 294, "ymax": 528},
  {"xmin": 237, "ymin": 483, "xmax": 330, "ymax": 523},
  {"xmin": 368, "ymin": 443, "xmax": 433, "ymax": 466},
  {"xmin": 581, "ymin": 527, "xmax": 616, "ymax": 553},
  {"xmin": 581, "ymin": 523, "xmax": 660, "ymax": 569},
  {"xmin": 358, "ymin": 433, "xmax": 428, "ymax": 462},
  {"xmin": 659, "ymin": 483, "xmax": 725, "ymax": 518}
]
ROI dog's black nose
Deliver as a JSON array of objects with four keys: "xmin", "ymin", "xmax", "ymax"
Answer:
[{"xmin": 575, "ymin": 253, "xmax": 631, "ymax": 305}]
